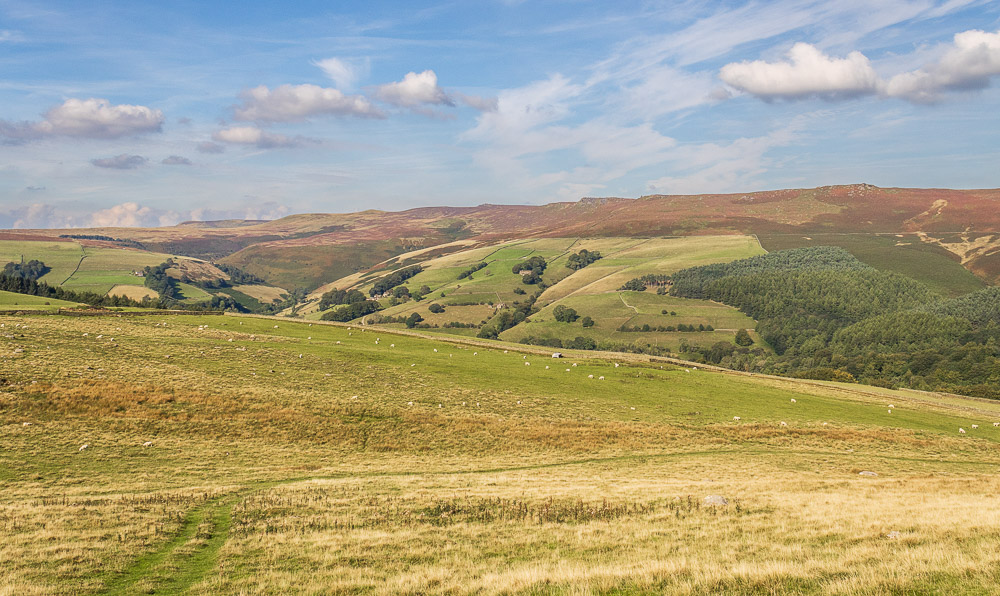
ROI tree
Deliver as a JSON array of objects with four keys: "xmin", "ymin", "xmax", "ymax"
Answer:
[
  {"xmin": 405, "ymin": 313, "xmax": 424, "ymax": 328},
  {"xmin": 581, "ymin": 316, "xmax": 594, "ymax": 328},
  {"xmin": 553, "ymin": 305, "xmax": 579, "ymax": 323},
  {"xmin": 735, "ymin": 328, "xmax": 754, "ymax": 346},
  {"xmin": 566, "ymin": 249, "xmax": 602, "ymax": 270},
  {"xmin": 428, "ymin": 303, "xmax": 445, "ymax": 314}
]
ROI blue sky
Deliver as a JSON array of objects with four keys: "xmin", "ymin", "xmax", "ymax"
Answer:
[{"xmin": 2, "ymin": 0, "xmax": 999, "ymax": 228}]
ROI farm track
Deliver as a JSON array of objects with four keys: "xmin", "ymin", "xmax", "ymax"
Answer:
[{"xmin": 62, "ymin": 246, "xmax": 87, "ymax": 285}]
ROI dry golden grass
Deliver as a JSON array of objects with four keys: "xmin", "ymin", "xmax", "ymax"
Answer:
[{"xmin": 3, "ymin": 312, "xmax": 1000, "ymax": 594}]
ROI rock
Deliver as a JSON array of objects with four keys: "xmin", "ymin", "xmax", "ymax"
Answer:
[
  {"xmin": 703, "ymin": 495, "xmax": 729, "ymax": 506},
  {"xmin": 858, "ymin": 471, "xmax": 878, "ymax": 477}
]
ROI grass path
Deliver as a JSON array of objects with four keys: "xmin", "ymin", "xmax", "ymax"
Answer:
[
  {"xmin": 61, "ymin": 246, "xmax": 87, "ymax": 285},
  {"xmin": 94, "ymin": 440, "xmax": 1000, "ymax": 594}
]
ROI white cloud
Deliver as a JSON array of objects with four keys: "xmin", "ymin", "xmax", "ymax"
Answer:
[
  {"xmin": 90, "ymin": 154, "xmax": 148, "ymax": 169},
  {"xmin": 720, "ymin": 43, "xmax": 881, "ymax": 100},
  {"xmin": 161, "ymin": 155, "xmax": 192, "ymax": 166},
  {"xmin": 374, "ymin": 70, "xmax": 454, "ymax": 108},
  {"xmin": 886, "ymin": 29, "xmax": 1000, "ymax": 102},
  {"xmin": 313, "ymin": 57, "xmax": 368, "ymax": 90},
  {"xmin": 233, "ymin": 84, "xmax": 383, "ymax": 122},
  {"xmin": 0, "ymin": 98, "xmax": 164, "ymax": 142},
  {"xmin": 212, "ymin": 126, "xmax": 312, "ymax": 149},
  {"xmin": 4, "ymin": 203, "xmax": 74, "ymax": 229},
  {"xmin": 89, "ymin": 202, "xmax": 157, "ymax": 227}
]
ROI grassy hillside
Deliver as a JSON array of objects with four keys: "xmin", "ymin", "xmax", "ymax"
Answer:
[
  {"xmin": 0, "ymin": 289, "xmax": 80, "ymax": 310},
  {"xmin": 3, "ymin": 312, "xmax": 1000, "ymax": 593},
  {"xmin": 310, "ymin": 236, "xmax": 766, "ymax": 351}
]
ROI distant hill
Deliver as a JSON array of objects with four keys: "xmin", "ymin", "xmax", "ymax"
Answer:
[{"xmin": 6, "ymin": 184, "xmax": 1000, "ymax": 289}]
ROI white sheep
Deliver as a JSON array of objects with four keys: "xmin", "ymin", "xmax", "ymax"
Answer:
[
  {"xmin": 780, "ymin": 421, "xmax": 787, "ymax": 427},
  {"xmin": 407, "ymin": 401, "xmax": 413, "ymax": 406},
  {"xmin": 994, "ymin": 422, "xmax": 999, "ymax": 427},
  {"xmin": 888, "ymin": 404, "xmax": 895, "ymax": 409},
  {"xmin": 790, "ymin": 399, "xmax": 796, "ymax": 403},
  {"xmin": 545, "ymin": 366, "xmax": 549, "ymax": 369},
  {"xmin": 614, "ymin": 363, "xmax": 620, "ymax": 368},
  {"xmin": 79, "ymin": 444, "xmax": 89, "ymax": 452},
  {"xmin": 273, "ymin": 325, "xmax": 278, "ymax": 328},
  {"xmin": 959, "ymin": 428, "xmax": 966, "ymax": 434},
  {"xmin": 888, "ymin": 410, "xmax": 892, "ymax": 414},
  {"xmin": 433, "ymin": 348, "xmax": 438, "ymax": 352},
  {"xmin": 525, "ymin": 362, "xmax": 530, "ymax": 366},
  {"xmin": 517, "ymin": 400, "xmax": 521, "ymax": 405},
  {"xmin": 22, "ymin": 422, "xmax": 31, "ymax": 427},
  {"xmin": 588, "ymin": 374, "xmax": 594, "ymax": 379},
  {"xmin": 390, "ymin": 344, "xmax": 395, "ymax": 347},
  {"xmin": 972, "ymin": 424, "xmax": 979, "ymax": 429},
  {"xmin": 599, "ymin": 376, "xmax": 604, "ymax": 380},
  {"xmin": 142, "ymin": 441, "xmax": 152, "ymax": 447},
  {"xmin": 733, "ymin": 416, "xmax": 741, "ymax": 421}
]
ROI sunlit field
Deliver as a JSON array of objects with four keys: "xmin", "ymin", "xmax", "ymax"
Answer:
[{"xmin": 2, "ymin": 312, "xmax": 1000, "ymax": 594}]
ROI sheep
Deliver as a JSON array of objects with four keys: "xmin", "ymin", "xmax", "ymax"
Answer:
[
  {"xmin": 888, "ymin": 410, "xmax": 892, "ymax": 414},
  {"xmin": 504, "ymin": 350, "xmax": 508, "ymax": 354},
  {"xmin": 142, "ymin": 441, "xmax": 152, "ymax": 447},
  {"xmin": 972, "ymin": 424, "xmax": 979, "ymax": 429},
  {"xmin": 614, "ymin": 363, "xmax": 620, "ymax": 368},
  {"xmin": 22, "ymin": 422, "xmax": 31, "ymax": 427},
  {"xmin": 599, "ymin": 376, "xmax": 604, "ymax": 380},
  {"xmin": 390, "ymin": 344, "xmax": 395, "ymax": 347},
  {"xmin": 298, "ymin": 354, "xmax": 303, "ymax": 358},
  {"xmin": 433, "ymin": 348, "xmax": 438, "ymax": 352},
  {"xmin": 307, "ymin": 337, "xmax": 311, "ymax": 340},
  {"xmin": 517, "ymin": 400, "xmax": 521, "ymax": 405},
  {"xmin": 274, "ymin": 325, "xmax": 278, "ymax": 329},
  {"xmin": 733, "ymin": 416, "xmax": 741, "ymax": 421},
  {"xmin": 566, "ymin": 368, "xmax": 571, "ymax": 372},
  {"xmin": 79, "ymin": 444, "xmax": 89, "ymax": 452},
  {"xmin": 525, "ymin": 362, "xmax": 530, "ymax": 366},
  {"xmin": 588, "ymin": 374, "xmax": 594, "ymax": 379},
  {"xmin": 462, "ymin": 401, "xmax": 466, "ymax": 406},
  {"xmin": 336, "ymin": 341, "xmax": 341, "ymax": 345},
  {"xmin": 630, "ymin": 407, "xmax": 636, "ymax": 411},
  {"xmin": 780, "ymin": 421, "xmax": 787, "ymax": 427},
  {"xmin": 474, "ymin": 352, "xmax": 478, "ymax": 356},
  {"xmin": 407, "ymin": 401, "xmax": 413, "ymax": 406},
  {"xmin": 572, "ymin": 363, "xmax": 578, "ymax": 367},
  {"xmin": 959, "ymin": 428, "xmax": 966, "ymax": 434},
  {"xmin": 994, "ymin": 422, "xmax": 999, "ymax": 427},
  {"xmin": 790, "ymin": 399, "xmax": 796, "ymax": 403}
]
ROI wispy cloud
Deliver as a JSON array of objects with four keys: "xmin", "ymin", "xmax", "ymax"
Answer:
[
  {"xmin": 212, "ymin": 125, "xmax": 315, "ymax": 149},
  {"xmin": 161, "ymin": 155, "xmax": 192, "ymax": 165},
  {"xmin": 90, "ymin": 154, "xmax": 148, "ymax": 169}
]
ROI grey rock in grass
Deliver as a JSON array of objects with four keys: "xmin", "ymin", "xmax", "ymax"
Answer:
[{"xmin": 703, "ymin": 495, "xmax": 729, "ymax": 506}]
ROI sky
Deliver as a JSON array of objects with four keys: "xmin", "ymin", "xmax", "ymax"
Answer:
[{"xmin": 1, "ymin": 0, "xmax": 999, "ymax": 228}]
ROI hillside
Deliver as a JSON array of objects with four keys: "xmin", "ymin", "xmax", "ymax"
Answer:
[
  {"xmin": 4, "ymin": 311, "xmax": 1000, "ymax": 593},
  {"xmin": 6, "ymin": 184, "xmax": 1000, "ymax": 290}
]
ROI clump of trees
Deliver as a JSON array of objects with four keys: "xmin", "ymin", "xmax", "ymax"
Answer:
[
  {"xmin": 143, "ymin": 261, "xmax": 180, "ymax": 300},
  {"xmin": 553, "ymin": 305, "xmax": 579, "ymax": 323},
  {"xmin": 477, "ymin": 292, "xmax": 542, "ymax": 339},
  {"xmin": 428, "ymin": 303, "xmax": 445, "ymax": 313},
  {"xmin": 566, "ymin": 249, "xmax": 601, "ymax": 270},
  {"xmin": 320, "ymin": 300, "xmax": 382, "ymax": 322},
  {"xmin": 513, "ymin": 256, "xmax": 547, "ymax": 285},
  {"xmin": 370, "ymin": 265, "xmax": 423, "ymax": 297},
  {"xmin": 212, "ymin": 263, "xmax": 266, "ymax": 285},
  {"xmin": 2, "ymin": 260, "xmax": 49, "ymax": 281},
  {"xmin": 318, "ymin": 288, "xmax": 367, "ymax": 310},
  {"xmin": 0, "ymin": 271, "xmax": 148, "ymax": 308},
  {"xmin": 618, "ymin": 323, "xmax": 713, "ymax": 332},
  {"xmin": 619, "ymin": 274, "xmax": 671, "ymax": 292},
  {"xmin": 457, "ymin": 262, "xmax": 488, "ymax": 280}
]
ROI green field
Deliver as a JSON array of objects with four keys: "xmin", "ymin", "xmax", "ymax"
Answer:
[
  {"xmin": 0, "ymin": 239, "xmax": 178, "ymax": 295},
  {"xmin": 0, "ymin": 289, "xmax": 80, "ymax": 310},
  {"xmin": 758, "ymin": 233, "xmax": 986, "ymax": 297},
  {"xmin": 3, "ymin": 312, "xmax": 1000, "ymax": 593}
]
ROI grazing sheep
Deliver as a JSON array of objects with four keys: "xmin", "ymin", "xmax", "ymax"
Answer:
[
  {"xmin": 572, "ymin": 363, "xmax": 577, "ymax": 367},
  {"xmin": 391, "ymin": 344, "xmax": 395, "ymax": 347},
  {"xmin": 780, "ymin": 421, "xmax": 787, "ymax": 427},
  {"xmin": 22, "ymin": 422, "xmax": 31, "ymax": 427},
  {"xmin": 517, "ymin": 400, "xmax": 521, "ymax": 405},
  {"xmin": 545, "ymin": 366, "xmax": 549, "ymax": 369},
  {"xmin": 733, "ymin": 416, "xmax": 741, "ymax": 421},
  {"xmin": 298, "ymin": 354, "xmax": 303, "ymax": 358},
  {"xmin": 79, "ymin": 444, "xmax": 89, "ymax": 452},
  {"xmin": 790, "ymin": 399, "xmax": 796, "ymax": 403},
  {"xmin": 307, "ymin": 337, "xmax": 311, "ymax": 340},
  {"xmin": 274, "ymin": 325, "xmax": 278, "ymax": 328},
  {"xmin": 438, "ymin": 404, "xmax": 442, "ymax": 408},
  {"xmin": 504, "ymin": 350, "xmax": 508, "ymax": 354},
  {"xmin": 822, "ymin": 422, "xmax": 828, "ymax": 426},
  {"xmin": 588, "ymin": 374, "xmax": 594, "ymax": 379},
  {"xmin": 462, "ymin": 402, "xmax": 466, "ymax": 406},
  {"xmin": 959, "ymin": 428, "xmax": 966, "ymax": 434},
  {"xmin": 433, "ymin": 348, "xmax": 438, "ymax": 352},
  {"xmin": 972, "ymin": 424, "xmax": 979, "ymax": 429},
  {"xmin": 566, "ymin": 368, "xmax": 571, "ymax": 372},
  {"xmin": 525, "ymin": 362, "xmax": 530, "ymax": 366},
  {"xmin": 142, "ymin": 441, "xmax": 152, "ymax": 447},
  {"xmin": 614, "ymin": 363, "xmax": 620, "ymax": 368},
  {"xmin": 888, "ymin": 410, "xmax": 892, "ymax": 414},
  {"xmin": 630, "ymin": 407, "xmax": 636, "ymax": 411},
  {"xmin": 994, "ymin": 422, "xmax": 999, "ymax": 427},
  {"xmin": 407, "ymin": 401, "xmax": 413, "ymax": 406},
  {"xmin": 599, "ymin": 376, "xmax": 604, "ymax": 380}
]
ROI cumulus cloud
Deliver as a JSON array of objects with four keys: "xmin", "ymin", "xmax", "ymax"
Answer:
[
  {"xmin": 196, "ymin": 141, "xmax": 225, "ymax": 154},
  {"xmin": 90, "ymin": 154, "xmax": 148, "ymax": 169},
  {"xmin": 374, "ymin": 70, "xmax": 454, "ymax": 108},
  {"xmin": 2, "ymin": 203, "xmax": 74, "ymax": 229},
  {"xmin": 89, "ymin": 202, "xmax": 159, "ymax": 227},
  {"xmin": 161, "ymin": 155, "xmax": 192, "ymax": 165},
  {"xmin": 212, "ymin": 126, "xmax": 313, "ymax": 149},
  {"xmin": 720, "ymin": 43, "xmax": 881, "ymax": 100},
  {"xmin": 313, "ymin": 57, "xmax": 368, "ymax": 90},
  {"xmin": 1, "ymin": 98, "xmax": 163, "ymax": 143},
  {"xmin": 233, "ymin": 84, "xmax": 383, "ymax": 122},
  {"xmin": 886, "ymin": 29, "xmax": 1000, "ymax": 103}
]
